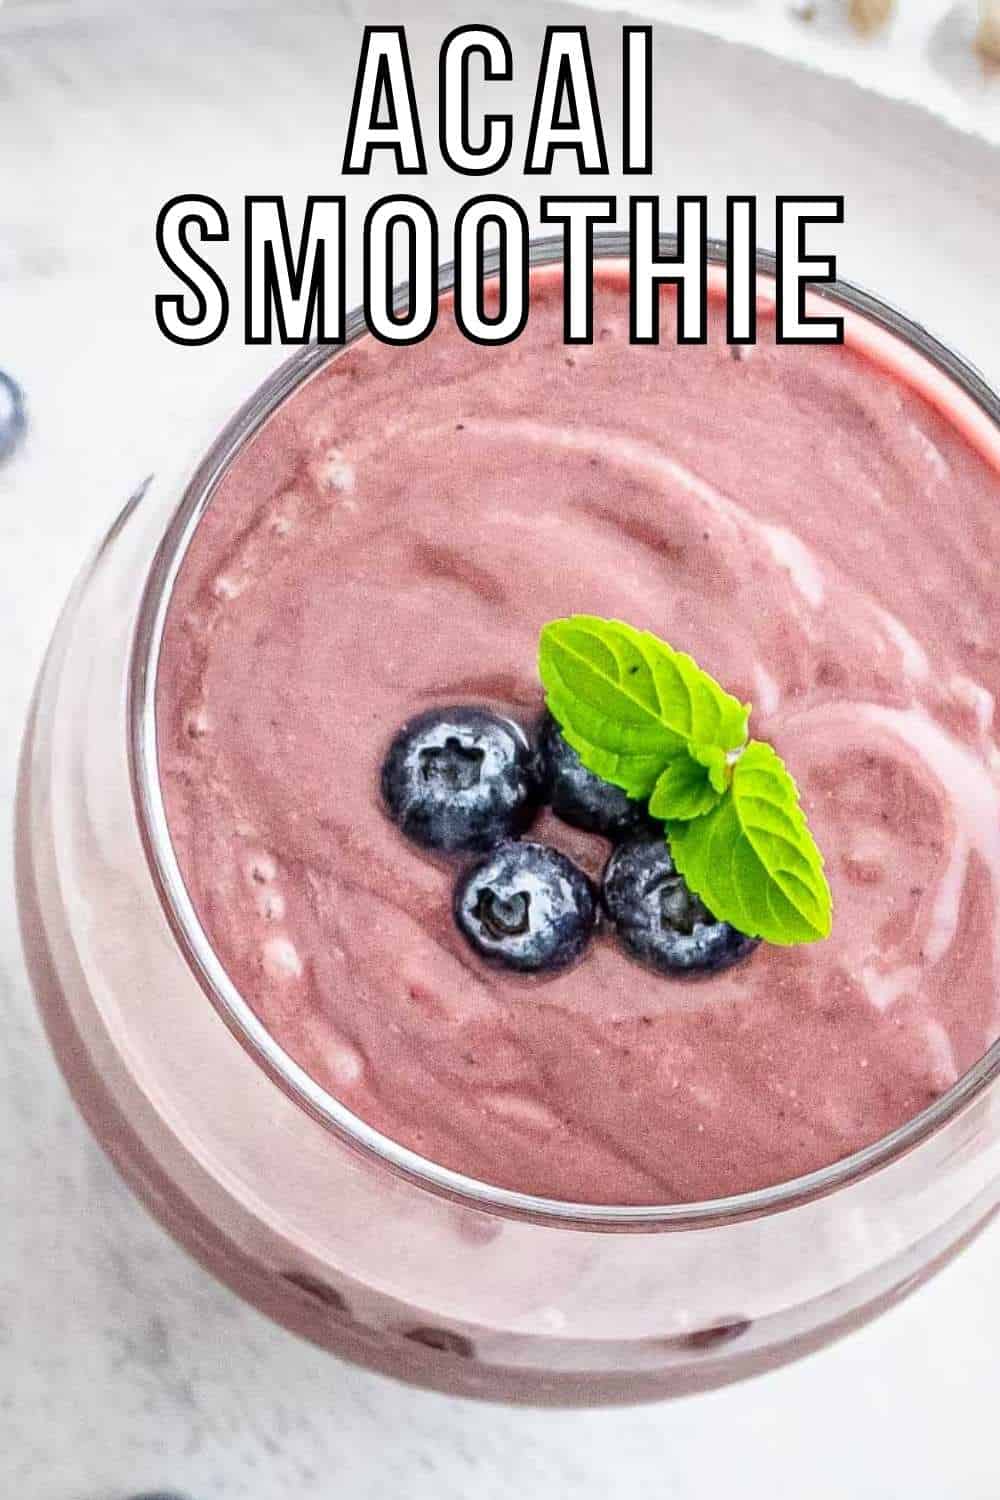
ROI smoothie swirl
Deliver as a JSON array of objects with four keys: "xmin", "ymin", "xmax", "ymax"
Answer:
[{"xmin": 156, "ymin": 265, "xmax": 1000, "ymax": 1204}]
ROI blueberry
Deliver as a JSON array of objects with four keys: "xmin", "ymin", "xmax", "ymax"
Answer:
[
  {"xmin": 382, "ymin": 706, "xmax": 538, "ymax": 853},
  {"xmin": 455, "ymin": 841, "xmax": 597, "ymax": 972},
  {"xmin": 0, "ymin": 370, "xmax": 26, "ymax": 463},
  {"xmin": 537, "ymin": 712, "xmax": 651, "ymax": 839},
  {"xmin": 602, "ymin": 836, "xmax": 758, "ymax": 976}
]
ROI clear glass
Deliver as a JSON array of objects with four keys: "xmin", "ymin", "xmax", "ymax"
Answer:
[{"xmin": 16, "ymin": 236, "xmax": 1000, "ymax": 1402}]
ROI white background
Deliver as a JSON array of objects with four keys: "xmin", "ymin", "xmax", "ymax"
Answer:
[{"xmin": 1, "ymin": 2, "xmax": 999, "ymax": 1496}]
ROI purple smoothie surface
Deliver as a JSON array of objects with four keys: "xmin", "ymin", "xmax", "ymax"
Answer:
[{"xmin": 156, "ymin": 265, "xmax": 1000, "ymax": 1204}]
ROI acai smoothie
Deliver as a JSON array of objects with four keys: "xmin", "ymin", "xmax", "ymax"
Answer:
[{"xmin": 156, "ymin": 262, "xmax": 1000, "ymax": 1206}]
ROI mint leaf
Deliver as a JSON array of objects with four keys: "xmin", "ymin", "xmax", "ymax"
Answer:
[
  {"xmin": 691, "ymin": 741, "xmax": 729, "ymax": 795},
  {"xmin": 667, "ymin": 741, "xmax": 832, "ymax": 945},
  {"xmin": 545, "ymin": 688, "xmax": 672, "ymax": 799},
  {"xmin": 539, "ymin": 616, "xmax": 750, "ymax": 799},
  {"xmin": 649, "ymin": 753, "xmax": 723, "ymax": 821}
]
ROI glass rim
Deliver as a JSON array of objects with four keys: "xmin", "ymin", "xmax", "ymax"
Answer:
[{"xmin": 128, "ymin": 231, "xmax": 1000, "ymax": 1231}]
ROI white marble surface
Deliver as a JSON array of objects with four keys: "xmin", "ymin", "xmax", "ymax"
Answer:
[{"xmin": 2, "ymin": 3, "xmax": 999, "ymax": 1497}]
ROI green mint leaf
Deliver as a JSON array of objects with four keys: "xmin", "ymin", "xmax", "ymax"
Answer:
[
  {"xmin": 666, "ymin": 740, "xmax": 832, "ymax": 946},
  {"xmin": 538, "ymin": 616, "xmax": 750, "ymax": 799},
  {"xmin": 691, "ymin": 742, "xmax": 729, "ymax": 795},
  {"xmin": 649, "ymin": 752, "xmax": 723, "ymax": 821},
  {"xmin": 545, "ymin": 687, "xmax": 671, "ymax": 799}
]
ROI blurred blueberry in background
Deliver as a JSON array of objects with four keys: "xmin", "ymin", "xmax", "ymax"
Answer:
[
  {"xmin": 127, "ymin": 1492, "xmax": 192, "ymax": 1499},
  {"xmin": 0, "ymin": 369, "xmax": 26, "ymax": 462}
]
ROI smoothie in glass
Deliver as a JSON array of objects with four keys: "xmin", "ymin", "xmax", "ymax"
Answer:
[{"xmin": 155, "ymin": 262, "xmax": 1000, "ymax": 1206}]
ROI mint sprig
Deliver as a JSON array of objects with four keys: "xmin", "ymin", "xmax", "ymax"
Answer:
[{"xmin": 538, "ymin": 616, "xmax": 832, "ymax": 947}]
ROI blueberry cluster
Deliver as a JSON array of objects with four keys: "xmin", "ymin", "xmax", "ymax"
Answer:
[{"xmin": 381, "ymin": 706, "xmax": 757, "ymax": 976}]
